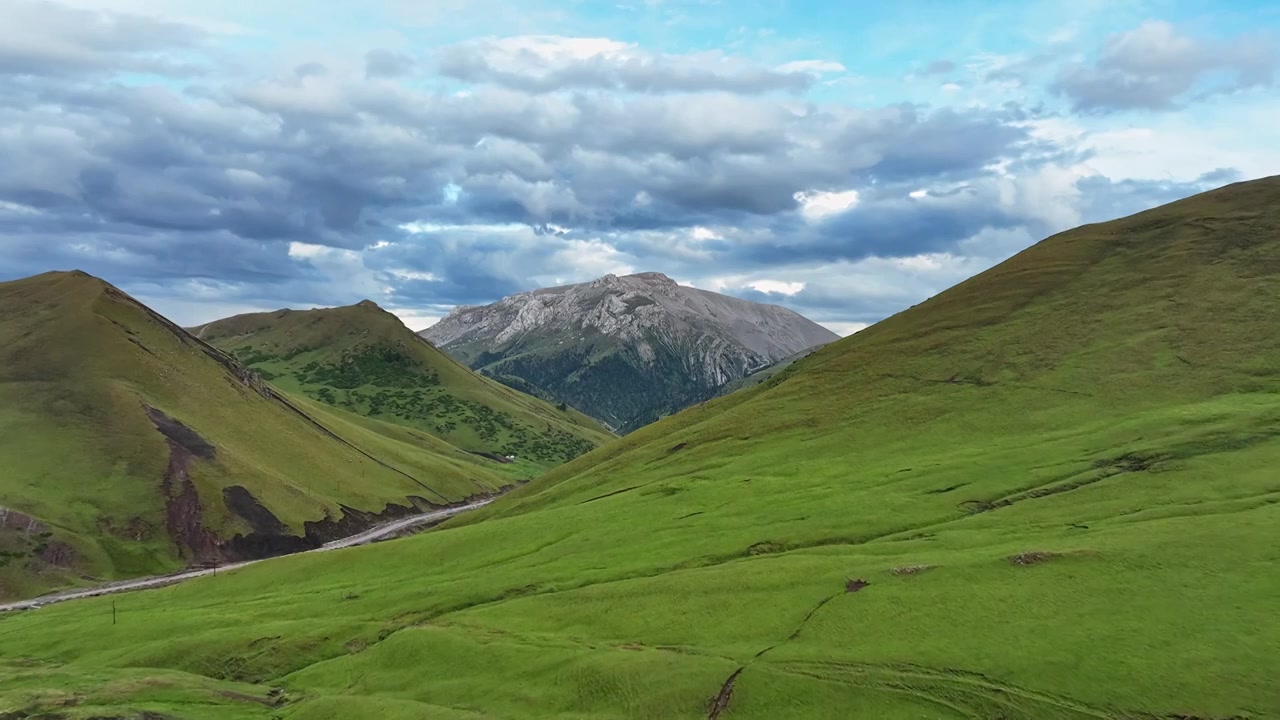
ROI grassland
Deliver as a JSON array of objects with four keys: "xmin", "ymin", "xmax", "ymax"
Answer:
[
  {"xmin": 193, "ymin": 302, "xmax": 612, "ymax": 464},
  {"xmin": 2, "ymin": 177, "xmax": 1279, "ymax": 719},
  {"xmin": 0, "ymin": 273, "xmax": 519, "ymax": 601}
]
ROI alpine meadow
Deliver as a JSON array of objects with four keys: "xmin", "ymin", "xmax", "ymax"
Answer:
[
  {"xmin": 4, "ymin": 1, "xmax": 1280, "ymax": 718},
  {"xmin": 2, "ymin": 177, "xmax": 1278, "ymax": 719}
]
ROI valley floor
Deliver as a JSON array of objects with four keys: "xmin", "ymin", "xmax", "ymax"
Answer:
[
  {"xmin": 2, "ymin": 390, "xmax": 1278, "ymax": 719},
  {"xmin": 0, "ymin": 499, "xmax": 497, "ymax": 614}
]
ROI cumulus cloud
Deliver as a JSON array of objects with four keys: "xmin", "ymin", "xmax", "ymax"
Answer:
[
  {"xmin": 435, "ymin": 35, "xmax": 820, "ymax": 94},
  {"xmin": 0, "ymin": 0, "xmax": 207, "ymax": 77},
  {"xmin": 1053, "ymin": 21, "xmax": 1277, "ymax": 112},
  {"xmin": 0, "ymin": 1, "xmax": 1265, "ymax": 329}
]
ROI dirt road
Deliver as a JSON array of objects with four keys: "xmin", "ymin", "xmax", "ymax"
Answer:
[{"xmin": 0, "ymin": 499, "xmax": 493, "ymax": 613}]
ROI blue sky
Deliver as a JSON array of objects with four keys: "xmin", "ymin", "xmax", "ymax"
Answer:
[{"xmin": 1, "ymin": 0, "xmax": 1278, "ymax": 334}]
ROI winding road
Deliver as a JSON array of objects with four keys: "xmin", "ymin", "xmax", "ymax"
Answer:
[{"xmin": 0, "ymin": 498, "xmax": 494, "ymax": 613}]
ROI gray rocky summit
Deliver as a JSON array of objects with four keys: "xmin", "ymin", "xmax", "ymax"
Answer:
[{"xmin": 422, "ymin": 272, "xmax": 838, "ymax": 431}]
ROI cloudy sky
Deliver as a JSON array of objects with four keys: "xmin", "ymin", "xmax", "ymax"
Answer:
[{"xmin": 1, "ymin": 0, "xmax": 1278, "ymax": 334}]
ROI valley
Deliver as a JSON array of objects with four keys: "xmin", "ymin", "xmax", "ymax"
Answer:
[
  {"xmin": 0, "ymin": 495, "xmax": 497, "ymax": 613},
  {"xmin": 0, "ymin": 273, "xmax": 607, "ymax": 602},
  {"xmin": 1, "ymin": 177, "xmax": 1277, "ymax": 719}
]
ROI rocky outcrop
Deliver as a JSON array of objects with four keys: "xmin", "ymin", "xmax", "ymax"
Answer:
[{"xmin": 423, "ymin": 272, "xmax": 838, "ymax": 431}]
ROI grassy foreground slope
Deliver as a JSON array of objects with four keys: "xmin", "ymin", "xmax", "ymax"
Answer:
[
  {"xmin": 3, "ymin": 177, "xmax": 1280, "ymax": 719},
  {"xmin": 193, "ymin": 303, "xmax": 612, "ymax": 467},
  {"xmin": 0, "ymin": 272, "xmax": 513, "ymax": 601}
]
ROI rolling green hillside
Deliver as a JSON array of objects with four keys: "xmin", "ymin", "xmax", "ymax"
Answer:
[
  {"xmin": 3, "ymin": 177, "xmax": 1280, "ymax": 719},
  {"xmin": 0, "ymin": 272, "xmax": 515, "ymax": 601},
  {"xmin": 193, "ymin": 302, "xmax": 613, "ymax": 465}
]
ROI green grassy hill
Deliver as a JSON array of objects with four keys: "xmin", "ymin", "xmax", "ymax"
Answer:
[
  {"xmin": 192, "ymin": 303, "xmax": 613, "ymax": 465},
  {"xmin": 3, "ymin": 177, "xmax": 1279, "ymax": 719},
  {"xmin": 0, "ymin": 272, "xmax": 517, "ymax": 601}
]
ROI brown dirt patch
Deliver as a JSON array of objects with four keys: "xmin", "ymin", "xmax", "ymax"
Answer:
[
  {"xmin": 706, "ymin": 667, "xmax": 744, "ymax": 720},
  {"xmin": 889, "ymin": 564, "xmax": 935, "ymax": 576},
  {"xmin": 159, "ymin": 440, "xmax": 220, "ymax": 562},
  {"xmin": 1009, "ymin": 551, "xmax": 1062, "ymax": 566},
  {"xmin": 144, "ymin": 406, "xmax": 216, "ymax": 460},
  {"xmin": 746, "ymin": 541, "xmax": 785, "ymax": 556},
  {"xmin": 222, "ymin": 486, "xmax": 288, "ymax": 535},
  {"xmin": 216, "ymin": 690, "xmax": 280, "ymax": 707},
  {"xmin": 845, "ymin": 578, "xmax": 870, "ymax": 592},
  {"xmin": 38, "ymin": 540, "xmax": 77, "ymax": 567}
]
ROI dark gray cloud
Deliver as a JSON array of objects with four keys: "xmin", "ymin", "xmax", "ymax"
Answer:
[{"xmin": 1053, "ymin": 21, "xmax": 1277, "ymax": 112}]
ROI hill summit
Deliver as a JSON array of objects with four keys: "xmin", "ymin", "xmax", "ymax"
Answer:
[
  {"xmin": 0, "ymin": 271, "xmax": 513, "ymax": 600},
  {"xmin": 422, "ymin": 271, "xmax": 838, "ymax": 431},
  {"xmin": 193, "ymin": 300, "xmax": 613, "ymax": 465}
]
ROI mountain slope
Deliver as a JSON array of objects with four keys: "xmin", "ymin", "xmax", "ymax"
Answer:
[
  {"xmin": 3, "ymin": 177, "xmax": 1280, "ymax": 719},
  {"xmin": 193, "ymin": 302, "xmax": 613, "ymax": 466},
  {"xmin": 714, "ymin": 345, "xmax": 827, "ymax": 397},
  {"xmin": 423, "ymin": 272, "xmax": 837, "ymax": 431},
  {"xmin": 0, "ymin": 272, "xmax": 513, "ymax": 600}
]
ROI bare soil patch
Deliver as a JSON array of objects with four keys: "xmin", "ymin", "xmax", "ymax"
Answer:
[{"xmin": 1009, "ymin": 551, "xmax": 1062, "ymax": 566}]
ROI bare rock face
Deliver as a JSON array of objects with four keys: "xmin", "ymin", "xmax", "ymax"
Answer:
[{"xmin": 422, "ymin": 272, "xmax": 838, "ymax": 431}]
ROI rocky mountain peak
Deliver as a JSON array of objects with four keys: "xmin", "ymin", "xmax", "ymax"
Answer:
[{"xmin": 421, "ymin": 272, "xmax": 838, "ymax": 431}]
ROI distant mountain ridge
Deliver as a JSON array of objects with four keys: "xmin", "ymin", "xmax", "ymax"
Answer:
[{"xmin": 422, "ymin": 272, "xmax": 837, "ymax": 431}]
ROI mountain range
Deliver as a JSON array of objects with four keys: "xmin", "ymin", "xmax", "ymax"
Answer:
[{"xmin": 422, "ymin": 271, "xmax": 838, "ymax": 431}]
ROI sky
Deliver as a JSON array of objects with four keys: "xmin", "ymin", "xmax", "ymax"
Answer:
[{"xmin": 1, "ymin": 0, "xmax": 1278, "ymax": 335}]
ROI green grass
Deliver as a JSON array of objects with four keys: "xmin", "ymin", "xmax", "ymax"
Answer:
[
  {"xmin": 1, "ymin": 177, "xmax": 1279, "ymax": 718},
  {"xmin": 193, "ymin": 301, "xmax": 613, "ymax": 464},
  {"xmin": 0, "ymin": 274, "xmax": 520, "ymax": 600}
]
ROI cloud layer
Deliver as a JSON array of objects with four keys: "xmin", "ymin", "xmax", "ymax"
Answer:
[{"xmin": 1, "ymin": 1, "xmax": 1277, "ymax": 333}]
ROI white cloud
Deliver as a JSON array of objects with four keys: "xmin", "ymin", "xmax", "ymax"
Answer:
[
  {"xmin": 436, "ymin": 35, "xmax": 815, "ymax": 93},
  {"xmin": 747, "ymin": 279, "xmax": 805, "ymax": 296},
  {"xmin": 477, "ymin": 36, "xmax": 634, "ymax": 66},
  {"xmin": 388, "ymin": 269, "xmax": 439, "ymax": 281},
  {"xmin": 543, "ymin": 238, "xmax": 634, "ymax": 282},
  {"xmin": 0, "ymin": 200, "xmax": 40, "ymax": 215},
  {"xmin": 794, "ymin": 189, "xmax": 860, "ymax": 220},
  {"xmin": 399, "ymin": 221, "xmax": 529, "ymax": 234},
  {"xmin": 286, "ymin": 241, "xmax": 333, "ymax": 260},
  {"xmin": 822, "ymin": 321, "xmax": 869, "ymax": 337},
  {"xmin": 1080, "ymin": 104, "xmax": 1280, "ymax": 181},
  {"xmin": 775, "ymin": 60, "xmax": 846, "ymax": 74},
  {"xmin": 691, "ymin": 226, "xmax": 722, "ymax": 240},
  {"xmin": 393, "ymin": 310, "xmax": 444, "ymax": 332}
]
